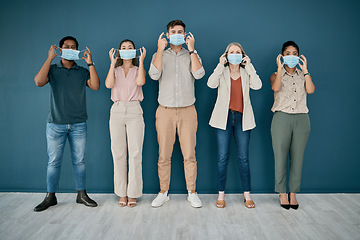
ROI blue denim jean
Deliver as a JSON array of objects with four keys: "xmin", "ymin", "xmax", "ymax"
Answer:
[
  {"xmin": 46, "ymin": 122, "xmax": 87, "ymax": 192},
  {"xmin": 216, "ymin": 111, "xmax": 251, "ymax": 192}
]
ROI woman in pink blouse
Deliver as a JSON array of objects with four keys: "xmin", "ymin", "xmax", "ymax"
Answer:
[{"xmin": 105, "ymin": 39, "xmax": 146, "ymax": 207}]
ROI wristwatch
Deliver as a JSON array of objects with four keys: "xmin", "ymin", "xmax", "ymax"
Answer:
[
  {"xmin": 87, "ymin": 62, "xmax": 95, "ymax": 67},
  {"xmin": 189, "ymin": 50, "xmax": 197, "ymax": 55}
]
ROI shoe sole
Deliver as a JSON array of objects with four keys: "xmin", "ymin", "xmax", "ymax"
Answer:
[
  {"xmin": 34, "ymin": 201, "xmax": 57, "ymax": 212},
  {"xmin": 187, "ymin": 197, "xmax": 202, "ymax": 208},
  {"xmin": 151, "ymin": 196, "xmax": 170, "ymax": 208}
]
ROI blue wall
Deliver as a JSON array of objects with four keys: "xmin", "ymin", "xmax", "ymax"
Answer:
[{"xmin": 1, "ymin": 0, "xmax": 359, "ymax": 193}]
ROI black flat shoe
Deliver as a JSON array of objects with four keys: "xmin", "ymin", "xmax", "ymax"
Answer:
[
  {"xmin": 34, "ymin": 193, "xmax": 57, "ymax": 212},
  {"xmin": 76, "ymin": 190, "xmax": 97, "ymax": 207},
  {"xmin": 288, "ymin": 194, "xmax": 299, "ymax": 210}
]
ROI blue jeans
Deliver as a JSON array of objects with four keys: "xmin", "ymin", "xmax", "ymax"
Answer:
[
  {"xmin": 216, "ymin": 111, "xmax": 251, "ymax": 192},
  {"xmin": 46, "ymin": 122, "xmax": 87, "ymax": 192}
]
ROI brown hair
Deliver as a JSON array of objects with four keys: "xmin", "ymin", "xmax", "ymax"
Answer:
[
  {"xmin": 224, "ymin": 42, "xmax": 247, "ymax": 68},
  {"xmin": 115, "ymin": 39, "xmax": 138, "ymax": 68},
  {"xmin": 167, "ymin": 20, "xmax": 186, "ymax": 32}
]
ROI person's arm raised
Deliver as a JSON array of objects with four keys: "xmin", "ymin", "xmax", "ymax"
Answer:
[
  {"xmin": 34, "ymin": 44, "xmax": 58, "ymax": 87},
  {"xmin": 83, "ymin": 47, "xmax": 100, "ymax": 91},
  {"xmin": 153, "ymin": 32, "xmax": 167, "ymax": 72}
]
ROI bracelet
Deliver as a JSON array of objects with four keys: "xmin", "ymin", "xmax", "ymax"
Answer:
[
  {"xmin": 87, "ymin": 62, "xmax": 94, "ymax": 67},
  {"xmin": 304, "ymin": 72, "xmax": 310, "ymax": 76}
]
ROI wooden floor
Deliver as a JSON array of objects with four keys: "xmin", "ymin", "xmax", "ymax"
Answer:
[{"xmin": 0, "ymin": 193, "xmax": 359, "ymax": 240}]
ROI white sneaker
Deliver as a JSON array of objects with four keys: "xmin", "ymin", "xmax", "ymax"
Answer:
[
  {"xmin": 187, "ymin": 192, "xmax": 202, "ymax": 208},
  {"xmin": 151, "ymin": 191, "xmax": 170, "ymax": 207}
]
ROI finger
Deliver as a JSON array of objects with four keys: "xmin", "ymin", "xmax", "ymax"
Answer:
[
  {"xmin": 189, "ymin": 32, "xmax": 194, "ymax": 38},
  {"xmin": 159, "ymin": 32, "xmax": 164, "ymax": 40},
  {"xmin": 86, "ymin": 47, "xmax": 90, "ymax": 53}
]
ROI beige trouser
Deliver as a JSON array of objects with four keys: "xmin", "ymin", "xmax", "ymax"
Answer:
[
  {"xmin": 109, "ymin": 101, "xmax": 144, "ymax": 198},
  {"xmin": 155, "ymin": 104, "xmax": 198, "ymax": 192}
]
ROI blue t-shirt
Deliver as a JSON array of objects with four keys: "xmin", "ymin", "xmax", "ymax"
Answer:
[{"xmin": 47, "ymin": 61, "xmax": 90, "ymax": 124}]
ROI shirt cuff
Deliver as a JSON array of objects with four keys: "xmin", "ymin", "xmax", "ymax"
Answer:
[
  {"xmin": 149, "ymin": 62, "xmax": 161, "ymax": 80},
  {"xmin": 192, "ymin": 66, "xmax": 205, "ymax": 79}
]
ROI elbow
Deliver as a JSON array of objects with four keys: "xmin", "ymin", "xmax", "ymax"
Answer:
[
  {"xmin": 307, "ymin": 88, "xmax": 315, "ymax": 94},
  {"xmin": 136, "ymin": 81, "xmax": 145, "ymax": 87},
  {"xmin": 207, "ymin": 82, "xmax": 217, "ymax": 89},
  {"xmin": 253, "ymin": 82, "xmax": 262, "ymax": 90},
  {"xmin": 272, "ymin": 86, "xmax": 281, "ymax": 92},
  {"xmin": 34, "ymin": 78, "xmax": 43, "ymax": 87},
  {"xmin": 149, "ymin": 74, "xmax": 160, "ymax": 81}
]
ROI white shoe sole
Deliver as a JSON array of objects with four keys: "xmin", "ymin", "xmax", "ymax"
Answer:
[
  {"xmin": 151, "ymin": 196, "xmax": 170, "ymax": 208},
  {"xmin": 187, "ymin": 197, "xmax": 202, "ymax": 208}
]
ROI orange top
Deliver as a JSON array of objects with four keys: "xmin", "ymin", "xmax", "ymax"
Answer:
[{"xmin": 229, "ymin": 76, "xmax": 244, "ymax": 113}]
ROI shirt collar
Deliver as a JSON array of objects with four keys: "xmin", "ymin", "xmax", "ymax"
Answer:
[
  {"xmin": 56, "ymin": 60, "xmax": 79, "ymax": 69},
  {"xmin": 166, "ymin": 47, "xmax": 188, "ymax": 56},
  {"xmin": 282, "ymin": 67, "xmax": 300, "ymax": 76}
]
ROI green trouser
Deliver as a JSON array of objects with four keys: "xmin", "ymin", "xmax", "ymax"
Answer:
[{"xmin": 271, "ymin": 111, "xmax": 310, "ymax": 193}]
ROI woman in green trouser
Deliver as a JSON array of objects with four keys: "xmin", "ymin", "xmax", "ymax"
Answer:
[{"xmin": 270, "ymin": 41, "xmax": 315, "ymax": 210}]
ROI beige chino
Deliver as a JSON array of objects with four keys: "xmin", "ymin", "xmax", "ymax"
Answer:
[
  {"xmin": 109, "ymin": 101, "xmax": 144, "ymax": 198},
  {"xmin": 155, "ymin": 104, "xmax": 198, "ymax": 191}
]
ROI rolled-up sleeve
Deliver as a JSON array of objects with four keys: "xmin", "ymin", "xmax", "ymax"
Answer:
[
  {"xmin": 148, "ymin": 53, "xmax": 162, "ymax": 80},
  {"xmin": 191, "ymin": 54, "xmax": 205, "ymax": 79},
  {"xmin": 192, "ymin": 66, "xmax": 205, "ymax": 80}
]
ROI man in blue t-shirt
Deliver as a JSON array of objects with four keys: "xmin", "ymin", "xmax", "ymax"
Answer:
[{"xmin": 34, "ymin": 36, "xmax": 100, "ymax": 212}]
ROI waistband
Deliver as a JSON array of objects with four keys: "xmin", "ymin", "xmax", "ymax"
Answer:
[
  {"xmin": 159, "ymin": 104, "xmax": 194, "ymax": 109},
  {"xmin": 112, "ymin": 101, "xmax": 140, "ymax": 106}
]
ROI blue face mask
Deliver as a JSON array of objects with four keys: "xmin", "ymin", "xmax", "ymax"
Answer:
[
  {"xmin": 60, "ymin": 49, "xmax": 82, "ymax": 60},
  {"xmin": 119, "ymin": 49, "xmax": 136, "ymax": 59},
  {"xmin": 169, "ymin": 34, "xmax": 185, "ymax": 46},
  {"xmin": 283, "ymin": 55, "xmax": 299, "ymax": 68},
  {"xmin": 228, "ymin": 54, "xmax": 243, "ymax": 65}
]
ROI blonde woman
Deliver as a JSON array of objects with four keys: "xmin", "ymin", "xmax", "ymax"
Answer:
[
  {"xmin": 105, "ymin": 39, "xmax": 146, "ymax": 207},
  {"xmin": 208, "ymin": 42, "xmax": 262, "ymax": 208}
]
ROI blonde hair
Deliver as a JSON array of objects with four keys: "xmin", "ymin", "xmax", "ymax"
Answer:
[{"xmin": 224, "ymin": 42, "xmax": 246, "ymax": 68}]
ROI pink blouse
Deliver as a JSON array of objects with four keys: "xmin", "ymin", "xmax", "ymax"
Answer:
[{"xmin": 111, "ymin": 66, "xmax": 144, "ymax": 102}]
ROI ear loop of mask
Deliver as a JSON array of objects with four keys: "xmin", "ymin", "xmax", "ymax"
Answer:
[{"xmin": 55, "ymin": 48, "xmax": 87, "ymax": 59}]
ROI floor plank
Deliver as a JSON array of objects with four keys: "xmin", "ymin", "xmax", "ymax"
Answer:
[{"xmin": 0, "ymin": 193, "xmax": 359, "ymax": 240}]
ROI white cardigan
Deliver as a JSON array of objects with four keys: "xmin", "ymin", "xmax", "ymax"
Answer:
[{"xmin": 207, "ymin": 63, "xmax": 262, "ymax": 131}]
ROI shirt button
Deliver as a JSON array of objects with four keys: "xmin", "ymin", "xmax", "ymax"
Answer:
[
  {"xmin": 294, "ymin": 99, "xmax": 296, "ymax": 101},
  {"xmin": 293, "ymin": 83, "xmax": 295, "ymax": 85}
]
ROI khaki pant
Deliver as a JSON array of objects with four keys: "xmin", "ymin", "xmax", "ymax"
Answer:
[
  {"xmin": 155, "ymin": 104, "xmax": 198, "ymax": 191},
  {"xmin": 109, "ymin": 101, "xmax": 144, "ymax": 198}
]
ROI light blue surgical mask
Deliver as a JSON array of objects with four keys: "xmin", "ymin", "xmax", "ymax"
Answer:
[
  {"xmin": 119, "ymin": 49, "xmax": 136, "ymax": 59},
  {"xmin": 58, "ymin": 48, "xmax": 85, "ymax": 61},
  {"xmin": 228, "ymin": 54, "xmax": 243, "ymax": 65},
  {"xmin": 283, "ymin": 55, "xmax": 299, "ymax": 68},
  {"xmin": 116, "ymin": 48, "xmax": 142, "ymax": 59},
  {"xmin": 169, "ymin": 34, "xmax": 186, "ymax": 46}
]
